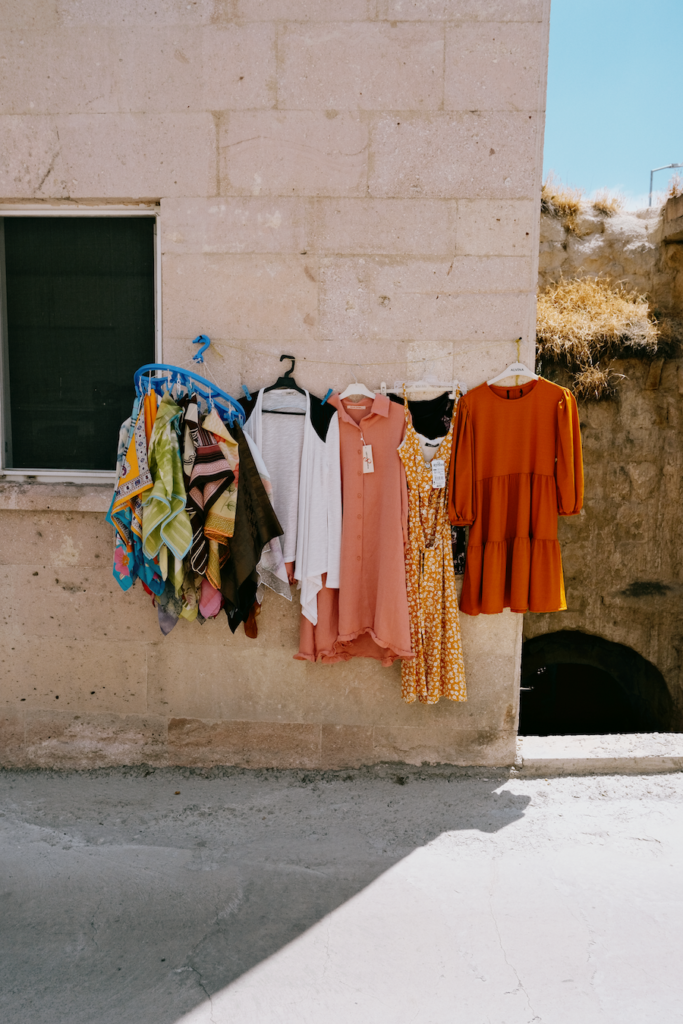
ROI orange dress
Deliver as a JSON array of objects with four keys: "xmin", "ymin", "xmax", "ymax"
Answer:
[{"xmin": 448, "ymin": 377, "xmax": 583, "ymax": 615}]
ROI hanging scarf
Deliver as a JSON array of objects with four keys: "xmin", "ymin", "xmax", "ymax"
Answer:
[
  {"xmin": 111, "ymin": 398, "xmax": 153, "ymax": 540},
  {"xmin": 219, "ymin": 423, "xmax": 283, "ymax": 632},
  {"xmin": 189, "ymin": 425, "xmax": 235, "ymax": 590},
  {"xmin": 142, "ymin": 393, "xmax": 193, "ymax": 562},
  {"xmin": 202, "ymin": 409, "xmax": 240, "ymax": 542},
  {"xmin": 181, "ymin": 395, "xmax": 210, "ymax": 576},
  {"xmin": 199, "ymin": 409, "xmax": 240, "ymax": 590},
  {"xmin": 108, "ymin": 399, "xmax": 164, "ymax": 595}
]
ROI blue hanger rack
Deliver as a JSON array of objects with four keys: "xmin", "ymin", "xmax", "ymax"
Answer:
[{"xmin": 133, "ymin": 363, "xmax": 245, "ymax": 426}]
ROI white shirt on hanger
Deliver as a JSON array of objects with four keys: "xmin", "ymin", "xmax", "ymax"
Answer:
[{"xmin": 244, "ymin": 388, "xmax": 342, "ymax": 625}]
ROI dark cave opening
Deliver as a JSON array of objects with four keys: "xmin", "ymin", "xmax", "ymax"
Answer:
[{"xmin": 519, "ymin": 631, "xmax": 675, "ymax": 736}]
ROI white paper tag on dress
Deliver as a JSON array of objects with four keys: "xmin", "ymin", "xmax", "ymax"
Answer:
[
  {"xmin": 431, "ymin": 458, "xmax": 446, "ymax": 488},
  {"xmin": 362, "ymin": 445, "xmax": 375, "ymax": 474}
]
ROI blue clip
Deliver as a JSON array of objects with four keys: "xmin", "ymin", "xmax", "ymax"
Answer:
[
  {"xmin": 191, "ymin": 334, "xmax": 211, "ymax": 364},
  {"xmin": 321, "ymin": 388, "xmax": 333, "ymax": 405},
  {"xmin": 242, "ymin": 384, "xmax": 252, "ymax": 402}
]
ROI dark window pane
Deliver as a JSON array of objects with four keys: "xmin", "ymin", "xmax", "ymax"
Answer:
[{"xmin": 4, "ymin": 217, "xmax": 155, "ymax": 471}]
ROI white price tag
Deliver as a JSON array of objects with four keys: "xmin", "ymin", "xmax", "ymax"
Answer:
[
  {"xmin": 431, "ymin": 458, "xmax": 446, "ymax": 489},
  {"xmin": 362, "ymin": 445, "xmax": 375, "ymax": 474}
]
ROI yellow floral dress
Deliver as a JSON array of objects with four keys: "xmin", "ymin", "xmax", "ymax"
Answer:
[{"xmin": 398, "ymin": 390, "xmax": 467, "ymax": 704}]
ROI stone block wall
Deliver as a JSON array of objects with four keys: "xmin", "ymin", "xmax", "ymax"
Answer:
[{"xmin": 0, "ymin": 0, "xmax": 550, "ymax": 769}]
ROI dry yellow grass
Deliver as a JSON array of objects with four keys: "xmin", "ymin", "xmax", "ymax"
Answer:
[
  {"xmin": 592, "ymin": 189, "xmax": 624, "ymax": 217},
  {"xmin": 541, "ymin": 172, "xmax": 584, "ymax": 231},
  {"xmin": 571, "ymin": 364, "xmax": 625, "ymax": 400},
  {"xmin": 537, "ymin": 277, "xmax": 657, "ymax": 363},
  {"xmin": 668, "ymin": 173, "xmax": 683, "ymax": 199},
  {"xmin": 537, "ymin": 277, "xmax": 659, "ymax": 399}
]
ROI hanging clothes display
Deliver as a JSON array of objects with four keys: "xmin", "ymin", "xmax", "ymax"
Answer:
[
  {"xmin": 242, "ymin": 387, "xmax": 342, "ymax": 624},
  {"xmin": 398, "ymin": 387, "xmax": 467, "ymax": 705},
  {"xmin": 448, "ymin": 376, "xmax": 584, "ymax": 615},
  {"xmin": 107, "ymin": 346, "xmax": 586, "ymax": 710},
  {"xmin": 389, "ymin": 389, "xmax": 468, "ymax": 576},
  {"xmin": 297, "ymin": 392, "xmax": 413, "ymax": 666}
]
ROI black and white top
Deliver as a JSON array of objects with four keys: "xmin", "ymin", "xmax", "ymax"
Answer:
[{"xmin": 242, "ymin": 388, "xmax": 342, "ymax": 624}]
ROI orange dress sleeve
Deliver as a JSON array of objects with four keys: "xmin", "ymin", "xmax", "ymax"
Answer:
[
  {"xmin": 556, "ymin": 388, "xmax": 584, "ymax": 516},
  {"xmin": 448, "ymin": 397, "xmax": 476, "ymax": 526}
]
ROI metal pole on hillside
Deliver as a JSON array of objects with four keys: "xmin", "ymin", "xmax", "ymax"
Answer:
[{"xmin": 649, "ymin": 163, "xmax": 683, "ymax": 207}]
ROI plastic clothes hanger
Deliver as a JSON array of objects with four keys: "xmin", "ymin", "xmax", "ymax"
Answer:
[
  {"xmin": 487, "ymin": 339, "xmax": 538, "ymax": 386},
  {"xmin": 133, "ymin": 363, "xmax": 245, "ymax": 425},
  {"xmin": 339, "ymin": 367, "xmax": 375, "ymax": 402},
  {"xmin": 382, "ymin": 360, "xmax": 466, "ymax": 400},
  {"xmin": 263, "ymin": 355, "xmax": 306, "ymax": 396},
  {"xmin": 261, "ymin": 354, "xmax": 307, "ymax": 415},
  {"xmin": 383, "ymin": 375, "xmax": 466, "ymax": 400},
  {"xmin": 191, "ymin": 334, "xmax": 211, "ymax": 364}
]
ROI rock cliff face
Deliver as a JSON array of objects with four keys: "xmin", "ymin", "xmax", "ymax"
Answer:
[{"xmin": 528, "ymin": 202, "xmax": 683, "ymax": 729}]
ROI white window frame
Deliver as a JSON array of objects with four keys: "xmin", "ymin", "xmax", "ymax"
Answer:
[{"xmin": 0, "ymin": 204, "xmax": 161, "ymax": 485}]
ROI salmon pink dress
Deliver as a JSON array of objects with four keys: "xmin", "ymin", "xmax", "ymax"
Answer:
[
  {"xmin": 297, "ymin": 393, "xmax": 414, "ymax": 665},
  {"xmin": 448, "ymin": 377, "xmax": 583, "ymax": 615}
]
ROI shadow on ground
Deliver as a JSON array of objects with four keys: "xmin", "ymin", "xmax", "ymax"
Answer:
[{"xmin": 0, "ymin": 765, "xmax": 529, "ymax": 1024}]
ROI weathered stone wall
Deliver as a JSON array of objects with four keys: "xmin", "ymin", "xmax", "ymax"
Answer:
[
  {"xmin": 538, "ymin": 200, "xmax": 683, "ymax": 321},
  {"xmin": 527, "ymin": 199, "xmax": 683, "ymax": 728},
  {"xmin": 0, "ymin": 1, "xmax": 551, "ymax": 768},
  {"xmin": 538, "ymin": 207, "xmax": 662, "ymax": 296},
  {"xmin": 524, "ymin": 354, "xmax": 683, "ymax": 729}
]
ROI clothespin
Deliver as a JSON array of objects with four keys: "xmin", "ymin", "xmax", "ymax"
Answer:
[
  {"xmin": 380, "ymin": 381, "xmax": 387, "ymax": 396},
  {"xmin": 191, "ymin": 334, "xmax": 211, "ymax": 364},
  {"xmin": 321, "ymin": 388, "xmax": 333, "ymax": 405},
  {"xmin": 242, "ymin": 384, "xmax": 252, "ymax": 402}
]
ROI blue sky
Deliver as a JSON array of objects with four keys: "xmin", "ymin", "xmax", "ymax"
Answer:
[{"xmin": 543, "ymin": 0, "xmax": 683, "ymax": 208}]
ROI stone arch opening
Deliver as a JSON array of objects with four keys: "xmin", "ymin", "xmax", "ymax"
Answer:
[{"xmin": 520, "ymin": 630, "xmax": 674, "ymax": 736}]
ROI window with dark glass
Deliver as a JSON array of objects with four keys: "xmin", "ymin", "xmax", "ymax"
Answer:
[{"xmin": 0, "ymin": 216, "xmax": 155, "ymax": 472}]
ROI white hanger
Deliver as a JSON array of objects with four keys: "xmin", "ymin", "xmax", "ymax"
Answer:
[
  {"xmin": 339, "ymin": 368, "xmax": 376, "ymax": 401},
  {"xmin": 381, "ymin": 360, "xmax": 467, "ymax": 400},
  {"xmin": 382, "ymin": 375, "xmax": 467, "ymax": 400},
  {"xmin": 487, "ymin": 362, "xmax": 538, "ymax": 385},
  {"xmin": 487, "ymin": 338, "xmax": 538, "ymax": 386}
]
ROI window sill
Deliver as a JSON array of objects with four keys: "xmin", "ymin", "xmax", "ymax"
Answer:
[{"xmin": 0, "ymin": 477, "xmax": 113, "ymax": 513}]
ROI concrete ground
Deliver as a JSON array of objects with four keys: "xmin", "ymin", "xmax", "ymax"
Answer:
[{"xmin": 1, "ymin": 765, "xmax": 683, "ymax": 1024}]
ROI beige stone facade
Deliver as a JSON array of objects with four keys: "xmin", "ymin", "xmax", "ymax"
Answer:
[{"xmin": 0, "ymin": 0, "xmax": 551, "ymax": 769}]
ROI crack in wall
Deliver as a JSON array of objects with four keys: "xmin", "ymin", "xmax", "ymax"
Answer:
[{"xmin": 36, "ymin": 133, "xmax": 61, "ymax": 194}]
